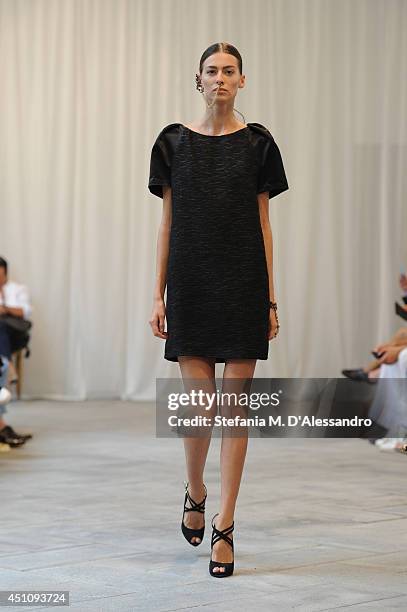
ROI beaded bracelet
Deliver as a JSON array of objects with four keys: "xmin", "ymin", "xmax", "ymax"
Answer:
[{"xmin": 269, "ymin": 301, "xmax": 280, "ymax": 334}]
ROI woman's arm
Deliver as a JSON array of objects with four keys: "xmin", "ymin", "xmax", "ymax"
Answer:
[
  {"xmin": 2, "ymin": 306, "xmax": 24, "ymax": 318},
  {"xmin": 258, "ymin": 192, "xmax": 279, "ymax": 340},
  {"xmin": 153, "ymin": 186, "xmax": 172, "ymax": 301},
  {"xmin": 258, "ymin": 192, "xmax": 275, "ymax": 302},
  {"xmin": 149, "ymin": 185, "xmax": 172, "ymax": 339}
]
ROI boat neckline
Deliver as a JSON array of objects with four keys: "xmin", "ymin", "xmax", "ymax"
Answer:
[{"xmin": 181, "ymin": 124, "xmax": 250, "ymax": 138}]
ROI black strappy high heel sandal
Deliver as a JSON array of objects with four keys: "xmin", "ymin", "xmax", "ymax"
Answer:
[
  {"xmin": 181, "ymin": 481, "xmax": 207, "ymax": 546},
  {"xmin": 209, "ymin": 512, "xmax": 235, "ymax": 577}
]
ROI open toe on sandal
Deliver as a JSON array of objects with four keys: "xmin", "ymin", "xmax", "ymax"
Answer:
[
  {"xmin": 209, "ymin": 512, "xmax": 234, "ymax": 578},
  {"xmin": 181, "ymin": 481, "xmax": 207, "ymax": 546}
]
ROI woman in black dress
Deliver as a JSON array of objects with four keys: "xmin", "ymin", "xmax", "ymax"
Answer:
[{"xmin": 149, "ymin": 42, "xmax": 288, "ymax": 577}]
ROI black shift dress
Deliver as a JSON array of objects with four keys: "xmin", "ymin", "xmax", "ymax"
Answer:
[{"xmin": 148, "ymin": 122, "xmax": 289, "ymax": 363}]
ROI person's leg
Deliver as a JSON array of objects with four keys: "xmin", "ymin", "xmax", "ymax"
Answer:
[
  {"xmin": 0, "ymin": 404, "xmax": 8, "ymax": 427},
  {"xmin": 7, "ymin": 359, "xmax": 17, "ymax": 384},
  {"xmin": 0, "ymin": 324, "xmax": 13, "ymax": 427},
  {"xmin": 394, "ymin": 349, "xmax": 407, "ymax": 448},
  {"xmin": 0, "ymin": 356, "xmax": 10, "ymax": 428},
  {"xmin": 0, "ymin": 357, "xmax": 9, "ymax": 386},
  {"xmin": 178, "ymin": 356, "xmax": 217, "ymax": 544},
  {"xmin": 363, "ymin": 359, "xmax": 381, "ymax": 373},
  {"xmin": 0, "ymin": 322, "xmax": 12, "ymax": 362},
  {"xmin": 9, "ymin": 328, "xmax": 28, "ymax": 354},
  {"xmin": 211, "ymin": 358, "xmax": 257, "ymax": 574},
  {"xmin": 8, "ymin": 329, "xmax": 28, "ymax": 383}
]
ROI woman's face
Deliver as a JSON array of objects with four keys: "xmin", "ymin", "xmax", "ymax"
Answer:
[{"xmin": 200, "ymin": 52, "xmax": 245, "ymax": 102}]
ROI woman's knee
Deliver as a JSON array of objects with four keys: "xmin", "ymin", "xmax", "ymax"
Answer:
[
  {"xmin": 223, "ymin": 358, "xmax": 257, "ymax": 379},
  {"xmin": 178, "ymin": 355, "xmax": 216, "ymax": 379}
]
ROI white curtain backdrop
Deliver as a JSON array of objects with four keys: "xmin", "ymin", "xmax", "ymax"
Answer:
[{"xmin": 0, "ymin": 0, "xmax": 406, "ymax": 400}]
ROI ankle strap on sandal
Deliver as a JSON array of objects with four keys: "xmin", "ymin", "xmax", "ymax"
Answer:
[
  {"xmin": 183, "ymin": 481, "xmax": 207, "ymax": 513},
  {"xmin": 211, "ymin": 513, "xmax": 234, "ymax": 548}
]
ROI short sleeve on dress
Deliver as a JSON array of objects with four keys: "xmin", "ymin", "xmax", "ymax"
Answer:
[
  {"xmin": 148, "ymin": 131, "xmax": 172, "ymax": 199},
  {"xmin": 257, "ymin": 134, "xmax": 289, "ymax": 200}
]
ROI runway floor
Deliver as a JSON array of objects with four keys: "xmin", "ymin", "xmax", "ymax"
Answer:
[{"xmin": 1, "ymin": 400, "xmax": 407, "ymax": 611}]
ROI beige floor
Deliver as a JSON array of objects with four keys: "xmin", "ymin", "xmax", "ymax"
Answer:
[{"xmin": 0, "ymin": 399, "xmax": 407, "ymax": 611}]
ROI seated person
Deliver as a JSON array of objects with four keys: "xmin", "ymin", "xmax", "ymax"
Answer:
[
  {"xmin": 367, "ymin": 346, "xmax": 407, "ymax": 452},
  {"xmin": 342, "ymin": 326, "xmax": 407, "ymax": 382},
  {"xmin": 343, "ymin": 271, "xmax": 407, "ymax": 381},
  {"xmin": 0, "ymin": 256, "xmax": 33, "ymax": 447}
]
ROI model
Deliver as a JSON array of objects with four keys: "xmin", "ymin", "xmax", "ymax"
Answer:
[{"xmin": 148, "ymin": 42, "xmax": 289, "ymax": 577}]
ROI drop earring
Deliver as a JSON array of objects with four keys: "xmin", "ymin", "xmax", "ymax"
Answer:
[
  {"xmin": 195, "ymin": 74, "xmax": 217, "ymax": 109},
  {"xmin": 195, "ymin": 74, "xmax": 204, "ymax": 93}
]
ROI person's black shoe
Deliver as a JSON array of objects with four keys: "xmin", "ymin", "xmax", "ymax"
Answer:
[
  {"xmin": 0, "ymin": 428, "xmax": 26, "ymax": 448},
  {"xmin": 181, "ymin": 481, "xmax": 207, "ymax": 546},
  {"xmin": 209, "ymin": 513, "xmax": 235, "ymax": 578},
  {"xmin": 342, "ymin": 368, "xmax": 376, "ymax": 383},
  {"xmin": 0, "ymin": 425, "xmax": 32, "ymax": 441}
]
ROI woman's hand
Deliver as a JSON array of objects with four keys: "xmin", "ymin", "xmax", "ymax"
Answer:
[
  {"xmin": 373, "ymin": 343, "xmax": 391, "ymax": 355},
  {"xmin": 377, "ymin": 346, "xmax": 403, "ymax": 365},
  {"xmin": 268, "ymin": 308, "xmax": 279, "ymax": 340},
  {"xmin": 149, "ymin": 298, "xmax": 168, "ymax": 339}
]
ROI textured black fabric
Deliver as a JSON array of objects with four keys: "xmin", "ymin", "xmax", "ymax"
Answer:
[{"xmin": 148, "ymin": 123, "xmax": 289, "ymax": 363}]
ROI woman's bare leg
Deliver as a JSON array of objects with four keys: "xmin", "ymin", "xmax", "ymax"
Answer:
[
  {"xmin": 211, "ymin": 358, "xmax": 257, "ymax": 573},
  {"xmin": 178, "ymin": 356, "xmax": 217, "ymax": 543}
]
